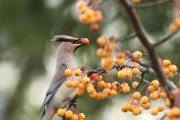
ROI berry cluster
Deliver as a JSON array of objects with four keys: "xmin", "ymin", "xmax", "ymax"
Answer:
[
  {"xmin": 57, "ymin": 108, "xmax": 85, "ymax": 120},
  {"xmin": 77, "ymin": 1, "xmax": 103, "ymax": 32}
]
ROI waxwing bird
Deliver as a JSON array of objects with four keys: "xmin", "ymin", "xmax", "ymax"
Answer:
[{"xmin": 41, "ymin": 35, "xmax": 89, "ymax": 120}]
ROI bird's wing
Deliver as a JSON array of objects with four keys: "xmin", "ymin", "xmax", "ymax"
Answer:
[{"xmin": 41, "ymin": 64, "xmax": 67, "ymax": 118}]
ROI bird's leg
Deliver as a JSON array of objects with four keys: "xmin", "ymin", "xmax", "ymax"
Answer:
[{"xmin": 68, "ymin": 95, "xmax": 78, "ymax": 109}]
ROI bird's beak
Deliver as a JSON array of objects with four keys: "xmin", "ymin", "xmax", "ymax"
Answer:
[{"xmin": 51, "ymin": 35, "xmax": 89, "ymax": 45}]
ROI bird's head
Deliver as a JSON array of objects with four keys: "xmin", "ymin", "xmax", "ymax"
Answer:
[{"xmin": 51, "ymin": 35, "xmax": 89, "ymax": 53}]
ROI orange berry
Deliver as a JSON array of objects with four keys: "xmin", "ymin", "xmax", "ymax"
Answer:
[
  {"xmin": 160, "ymin": 92, "xmax": 167, "ymax": 99},
  {"xmin": 90, "ymin": 24, "xmax": 99, "ymax": 32},
  {"xmin": 78, "ymin": 113, "xmax": 86, "ymax": 120},
  {"xmin": 74, "ymin": 69, "xmax": 82, "ymax": 76},
  {"xmin": 117, "ymin": 58, "xmax": 125, "ymax": 66},
  {"xmin": 151, "ymin": 80, "xmax": 160, "ymax": 89},
  {"xmin": 129, "ymin": 99, "xmax": 138, "ymax": 106},
  {"xmin": 133, "ymin": 51, "xmax": 142, "ymax": 59},
  {"xmin": 87, "ymin": 86, "xmax": 95, "ymax": 94},
  {"xmin": 163, "ymin": 68, "xmax": 170, "ymax": 75},
  {"xmin": 76, "ymin": 88, "xmax": 84, "ymax": 96},
  {"xmin": 64, "ymin": 69, "xmax": 72, "ymax": 76},
  {"xmin": 169, "ymin": 65, "xmax": 178, "ymax": 73},
  {"xmin": 79, "ymin": 83, "xmax": 86, "ymax": 89},
  {"xmin": 169, "ymin": 24, "xmax": 179, "ymax": 33},
  {"xmin": 147, "ymin": 85, "xmax": 154, "ymax": 93},
  {"xmin": 105, "ymin": 83, "xmax": 112, "ymax": 89},
  {"xmin": 121, "ymin": 104, "xmax": 128, "ymax": 112},
  {"xmin": 96, "ymin": 48, "xmax": 106, "ymax": 58},
  {"xmin": 122, "ymin": 86, "xmax": 130, "ymax": 94},
  {"xmin": 140, "ymin": 96, "xmax": 149, "ymax": 104},
  {"xmin": 132, "ymin": 81, "xmax": 139, "ymax": 88},
  {"xmin": 83, "ymin": 77, "xmax": 90, "ymax": 84},
  {"xmin": 162, "ymin": 59, "xmax": 171, "ymax": 67},
  {"xmin": 65, "ymin": 110, "xmax": 73, "ymax": 118},
  {"xmin": 132, "ymin": 68, "xmax": 140, "ymax": 75},
  {"xmin": 150, "ymin": 91, "xmax": 159, "ymax": 100},
  {"xmin": 116, "ymin": 52, "xmax": 125, "ymax": 59},
  {"xmin": 167, "ymin": 72, "xmax": 174, "ymax": 78},
  {"xmin": 90, "ymin": 92, "xmax": 98, "ymax": 98},
  {"xmin": 57, "ymin": 108, "xmax": 65, "ymax": 116},
  {"xmin": 133, "ymin": 91, "xmax": 141, "ymax": 100},
  {"xmin": 157, "ymin": 104, "xmax": 164, "ymax": 112},
  {"xmin": 110, "ymin": 89, "xmax": 118, "ymax": 96},
  {"xmin": 72, "ymin": 81, "xmax": 79, "ymax": 88},
  {"xmin": 132, "ymin": 0, "xmax": 141, "ymax": 4},
  {"xmin": 151, "ymin": 108, "xmax": 158, "ymax": 116},
  {"xmin": 166, "ymin": 98, "xmax": 171, "ymax": 107},
  {"xmin": 72, "ymin": 114, "xmax": 78, "ymax": 120},
  {"xmin": 95, "ymin": 75, "xmax": 102, "ymax": 81},
  {"xmin": 118, "ymin": 70, "xmax": 125, "ymax": 79},
  {"xmin": 132, "ymin": 108, "xmax": 141, "ymax": 115},
  {"xmin": 142, "ymin": 102, "xmax": 151, "ymax": 109},
  {"xmin": 124, "ymin": 69, "xmax": 132, "ymax": 79},
  {"xmin": 97, "ymin": 36, "xmax": 107, "ymax": 47},
  {"xmin": 80, "ymin": 14, "xmax": 88, "ymax": 24},
  {"xmin": 81, "ymin": 38, "xmax": 89, "ymax": 45},
  {"xmin": 175, "ymin": 18, "xmax": 180, "ymax": 27},
  {"xmin": 94, "ymin": 11, "xmax": 103, "ymax": 23},
  {"xmin": 66, "ymin": 80, "xmax": 73, "ymax": 87}
]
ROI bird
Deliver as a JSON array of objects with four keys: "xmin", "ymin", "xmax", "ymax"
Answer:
[{"xmin": 41, "ymin": 35, "xmax": 89, "ymax": 120}]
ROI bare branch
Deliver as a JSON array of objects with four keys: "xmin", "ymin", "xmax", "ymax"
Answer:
[
  {"xmin": 132, "ymin": 0, "xmax": 172, "ymax": 9},
  {"xmin": 154, "ymin": 32, "xmax": 178, "ymax": 47}
]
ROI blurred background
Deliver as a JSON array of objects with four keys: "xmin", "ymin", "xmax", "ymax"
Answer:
[{"xmin": 0, "ymin": 0, "xmax": 180, "ymax": 120}]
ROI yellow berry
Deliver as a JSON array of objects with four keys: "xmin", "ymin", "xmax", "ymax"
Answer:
[
  {"xmin": 133, "ymin": 51, "xmax": 142, "ymax": 59},
  {"xmin": 162, "ymin": 59, "xmax": 171, "ymax": 67},
  {"xmin": 87, "ymin": 86, "xmax": 95, "ymax": 94},
  {"xmin": 140, "ymin": 96, "xmax": 149, "ymax": 104},
  {"xmin": 132, "ymin": 81, "xmax": 139, "ymax": 88},
  {"xmin": 169, "ymin": 65, "xmax": 178, "ymax": 73},
  {"xmin": 122, "ymin": 86, "xmax": 130, "ymax": 94},
  {"xmin": 151, "ymin": 80, "xmax": 160, "ymax": 89},
  {"xmin": 66, "ymin": 80, "xmax": 73, "ymax": 87},
  {"xmin": 72, "ymin": 81, "xmax": 79, "ymax": 88},
  {"xmin": 95, "ymin": 75, "xmax": 102, "ymax": 81},
  {"xmin": 65, "ymin": 110, "xmax": 73, "ymax": 118},
  {"xmin": 133, "ymin": 91, "xmax": 141, "ymax": 100},
  {"xmin": 83, "ymin": 77, "xmax": 90, "ymax": 84},
  {"xmin": 142, "ymin": 102, "xmax": 151, "ymax": 110},
  {"xmin": 64, "ymin": 69, "xmax": 73, "ymax": 76},
  {"xmin": 117, "ymin": 58, "xmax": 125, "ymax": 66},
  {"xmin": 72, "ymin": 114, "xmax": 78, "ymax": 120},
  {"xmin": 157, "ymin": 104, "xmax": 164, "ymax": 112},
  {"xmin": 96, "ymin": 48, "xmax": 106, "ymax": 58},
  {"xmin": 116, "ymin": 52, "xmax": 125, "ymax": 59},
  {"xmin": 57, "ymin": 108, "xmax": 65, "ymax": 116},
  {"xmin": 151, "ymin": 108, "xmax": 158, "ymax": 116},
  {"xmin": 150, "ymin": 91, "xmax": 159, "ymax": 100},
  {"xmin": 132, "ymin": 68, "xmax": 140, "ymax": 75},
  {"xmin": 124, "ymin": 69, "xmax": 132, "ymax": 79},
  {"xmin": 160, "ymin": 92, "xmax": 167, "ymax": 99},
  {"xmin": 74, "ymin": 69, "xmax": 82, "ymax": 76},
  {"xmin": 76, "ymin": 88, "xmax": 84, "ymax": 96},
  {"xmin": 78, "ymin": 113, "xmax": 86, "ymax": 120},
  {"xmin": 147, "ymin": 85, "xmax": 154, "ymax": 93},
  {"xmin": 110, "ymin": 89, "xmax": 118, "ymax": 96},
  {"xmin": 97, "ymin": 36, "xmax": 107, "ymax": 47},
  {"xmin": 121, "ymin": 104, "xmax": 128, "ymax": 112},
  {"xmin": 118, "ymin": 70, "xmax": 125, "ymax": 79},
  {"xmin": 79, "ymin": 83, "xmax": 86, "ymax": 89},
  {"xmin": 132, "ymin": 108, "xmax": 141, "ymax": 115},
  {"xmin": 169, "ymin": 24, "xmax": 179, "ymax": 33}
]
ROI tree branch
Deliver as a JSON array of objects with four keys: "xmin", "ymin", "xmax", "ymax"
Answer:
[
  {"xmin": 120, "ymin": 0, "xmax": 175, "ymax": 100},
  {"xmin": 131, "ymin": 0, "xmax": 171, "ymax": 9},
  {"xmin": 154, "ymin": 32, "xmax": 178, "ymax": 47}
]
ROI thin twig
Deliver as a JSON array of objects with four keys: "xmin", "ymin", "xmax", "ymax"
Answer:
[
  {"xmin": 154, "ymin": 32, "xmax": 178, "ymax": 47},
  {"xmin": 118, "ymin": 34, "xmax": 137, "ymax": 42},
  {"xmin": 131, "ymin": 0, "xmax": 171, "ymax": 9}
]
